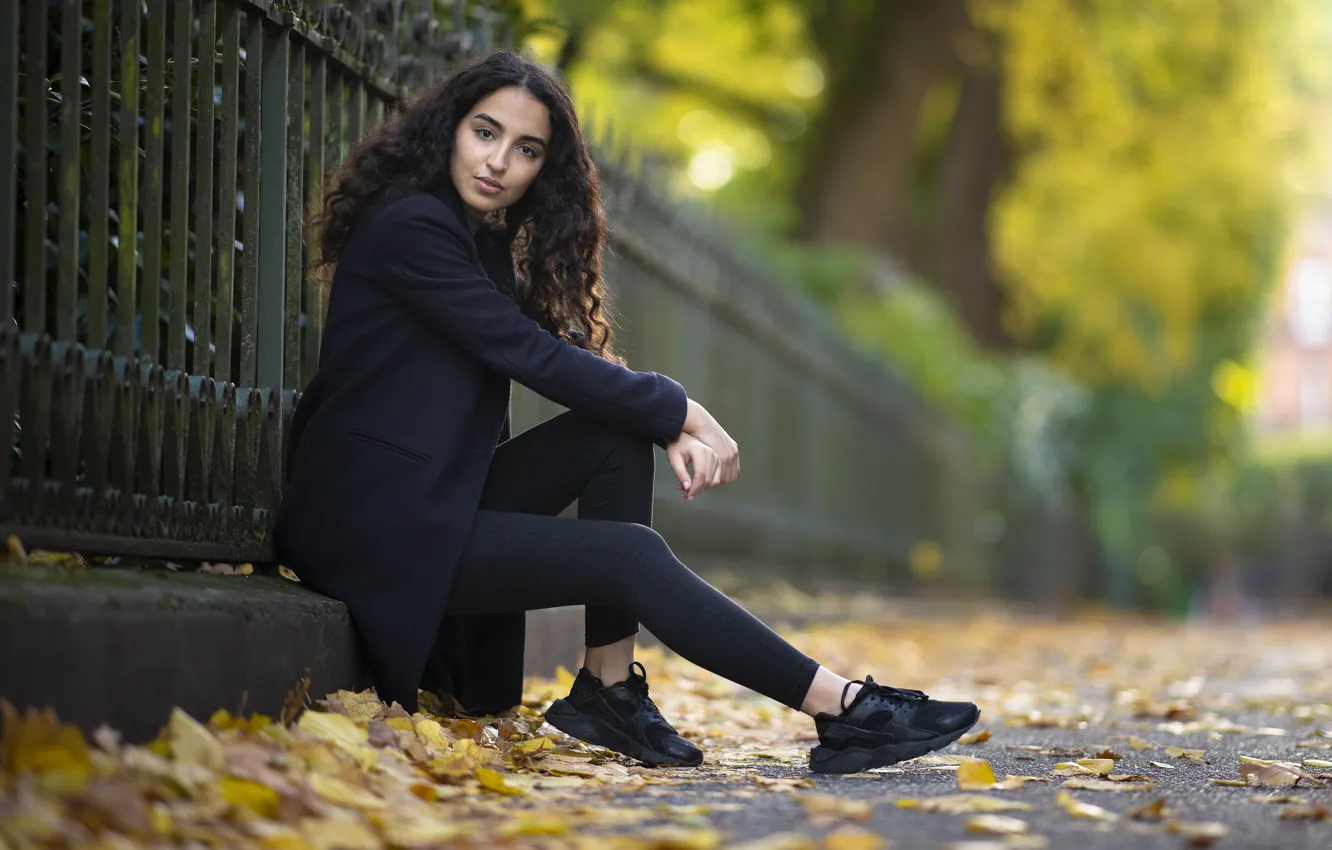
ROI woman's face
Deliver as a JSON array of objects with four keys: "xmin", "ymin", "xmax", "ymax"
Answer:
[{"xmin": 450, "ymin": 86, "xmax": 551, "ymax": 220}]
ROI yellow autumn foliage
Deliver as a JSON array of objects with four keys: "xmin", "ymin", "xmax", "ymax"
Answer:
[{"xmin": 978, "ymin": 0, "xmax": 1330, "ymax": 387}]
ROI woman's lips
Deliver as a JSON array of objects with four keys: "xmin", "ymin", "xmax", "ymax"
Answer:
[{"xmin": 475, "ymin": 177, "xmax": 503, "ymax": 195}]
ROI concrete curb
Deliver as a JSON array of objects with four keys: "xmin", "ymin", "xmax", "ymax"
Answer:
[{"xmin": 0, "ymin": 566, "xmax": 584, "ymax": 741}]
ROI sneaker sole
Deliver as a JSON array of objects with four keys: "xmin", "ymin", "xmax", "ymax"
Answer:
[
  {"xmin": 543, "ymin": 698, "xmax": 703, "ymax": 767},
  {"xmin": 807, "ymin": 708, "xmax": 982, "ymax": 774}
]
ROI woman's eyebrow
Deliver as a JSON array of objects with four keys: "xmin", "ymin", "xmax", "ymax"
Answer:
[{"xmin": 474, "ymin": 112, "xmax": 547, "ymax": 147}]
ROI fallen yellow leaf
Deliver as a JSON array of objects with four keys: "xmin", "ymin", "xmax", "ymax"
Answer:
[
  {"xmin": 333, "ymin": 690, "xmax": 384, "ymax": 724},
  {"xmin": 897, "ymin": 795, "xmax": 1032, "ymax": 814},
  {"xmin": 299, "ymin": 816, "xmax": 381, "ymax": 850},
  {"xmin": 378, "ymin": 815, "xmax": 463, "ymax": 846},
  {"xmin": 220, "ymin": 777, "xmax": 279, "ymax": 818},
  {"xmin": 823, "ymin": 826, "xmax": 885, "ymax": 850},
  {"xmin": 798, "ymin": 793, "xmax": 874, "ymax": 824},
  {"xmin": 956, "ymin": 758, "xmax": 998, "ymax": 790},
  {"xmin": 1061, "ymin": 777, "xmax": 1155, "ymax": 793},
  {"xmin": 169, "ymin": 708, "xmax": 223, "ymax": 770},
  {"xmin": 511, "ymin": 735, "xmax": 558, "ymax": 756},
  {"xmin": 499, "ymin": 814, "xmax": 571, "ymax": 836},
  {"xmin": 1053, "ymin": 790, "xmax": 1117, "ymax": 821},
  {"xmin": 727, "ymin": 834, "xmax": 816, "ymax": 850},
  {"xmin": 307, "ymin": 774, "xmax": 386, "ymax": 810},
  {"xmin": 966, "ymin": 813, "xmax": 1028, "ymax": 834},
  {"xmin": 476, "ymin": 766, "xmax": 525, "ymax": 795},
  {"xmin": 297, "ymin": 711, "xmax": 368, "ymax": 750}
]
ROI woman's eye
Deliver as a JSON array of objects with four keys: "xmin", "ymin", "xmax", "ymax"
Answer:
[
  {"xmin": 477, "ymin": 127, "xmax": 494, "ymax": 140},
  {"xmin": 519, "ymin": 145, "xmax": 536, "ymax": 158}
]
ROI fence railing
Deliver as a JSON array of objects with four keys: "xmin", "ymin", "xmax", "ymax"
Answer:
[{"xmin": 4, "ymin": 0, "xmax": 981, "ymax": 583}]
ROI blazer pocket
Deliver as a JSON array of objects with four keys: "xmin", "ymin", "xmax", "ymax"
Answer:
[{"xmin": 345, "ymin": 430, "xmax": 431, "ymax": 465}]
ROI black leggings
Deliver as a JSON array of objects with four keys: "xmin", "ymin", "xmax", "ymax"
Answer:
[{"xmin": 443, "ymin": 409, "xmax": 821, "ymax": 711}]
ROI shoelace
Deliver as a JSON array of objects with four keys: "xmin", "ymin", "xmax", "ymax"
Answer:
[
  {"xmin": 840, "ymin": 675, "xmax": 928, "ymax": 713},
  {"xmin": 624, "ymin": 661, "xmax": 670, "ymax": 726}
]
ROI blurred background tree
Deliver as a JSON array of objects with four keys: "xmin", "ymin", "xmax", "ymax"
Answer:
[{"xmin": 506, "ymin": 0, "xmax": 1332, "ymax": 608}]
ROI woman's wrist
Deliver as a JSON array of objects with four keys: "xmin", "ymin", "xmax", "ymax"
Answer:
[{"xmin": 683, "ymin": 398, "xmax": 705, "ymax": 435}]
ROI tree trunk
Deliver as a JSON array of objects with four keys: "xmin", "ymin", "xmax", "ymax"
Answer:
[
  {"xmin": 933, "ymin": 58, "xmax": 1012, "ymax": 349},
  {"xmin": 795, "ymin": 0, "xmax": 970, "ymax": 260}
]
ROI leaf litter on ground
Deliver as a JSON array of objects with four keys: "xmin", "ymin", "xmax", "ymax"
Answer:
[{"xmin": 4, "ymin": 595, "xmax": 1332, "ymax": 847}]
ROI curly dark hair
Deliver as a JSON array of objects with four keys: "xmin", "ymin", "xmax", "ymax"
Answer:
[{"xmin": 311, "ymin": 51, "xmax": 622, "ymax": 363}]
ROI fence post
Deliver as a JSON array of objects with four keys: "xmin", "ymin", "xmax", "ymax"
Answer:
[{"xmin": 257, "ymin": 9, "xmax": 290, "ymax": 393}]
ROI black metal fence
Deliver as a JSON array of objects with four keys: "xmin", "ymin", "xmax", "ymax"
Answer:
[{"xmin": 4, "ymin": 0, "xmax": 984, "ymax": 585}]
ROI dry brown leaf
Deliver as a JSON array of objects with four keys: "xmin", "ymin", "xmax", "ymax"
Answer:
[
  {"xmin": 1238, "ymin": 759, "xmax": 1326, "ymax": 787},
  {"xmin": 1164, "ymin": 746, "xmax": 1206, "ymax": 761},
  {"xmin": 281, "ymin": 672, "xmax": 311, "ymax": 727},
  {"xmin": 1124, "ymin": 798, "xmax": 1171, "ymax": 821},
  {"xmin": 1165, "ymin": 820, "xmax": 1229, "ymax": 847},
  {"xmin": 959, "ymin": 729, "xmax": 992, "ymax": 745},
  {"xmin": 332, "ymin": 690, "xmax": 383, "ymax": 724},
  {"xmin": 1128, "ymin": 736, "xmax": 1157, "ymax": 750},
  {"xmin": 1278, "ymin": 803, "xmax": 1330, "ymax": 821}
]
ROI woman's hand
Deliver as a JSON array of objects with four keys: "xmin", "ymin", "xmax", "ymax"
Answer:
[
  {"xmin": 665, "ymin": 432, "xmax": 722, "ymax": 500},
  {"xmin": 682, "ymin": 399, "xmax": 740, "ymax": 486}
]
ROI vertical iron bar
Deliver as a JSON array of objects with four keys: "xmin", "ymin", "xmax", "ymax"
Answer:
[
  {"xmin": 167, "ymin": 0, "xmax": 193, "ymax": 371},
  {"xmin": 239, "ymin": 12, "xmax": 262, "ymax": 388},
  {"xmin": 214, "ymin": 3, "xmax": 239, "ymax": 385},
  {"xmin": 257, "ymin": 15, "xmax": 288, "ymax": 391},
  {"xmin": 117, "ymin": 0, "xmax": 142, "ymax": 357},
  {"xmin": 57, "ymin": 0, "xmax": 82, "ymax": 342},
  {"xmin": 347, "ymin": 77, "xmax": 363, "ymax": 146},
  {"xmin": 194, "ymin": 0, "xmax": 217, "ymax": 377},
  {"xmin": 326, "ymin": 69, "xmax": 343, "ymax": 170},
  {"xmin": 141, "ymin": 0, "xmax": 167, "ymax": 363},
  {"xmin": 0, "ymin": 0, "xmax": 15, "ymax": 324},
  {"xmin": 23, "ymin": 0, "xmax": 48, "ymax": 334},
  {"xmin": 88, "ymin": 0, "xmax": 112, "ymax": 349},
  {"xmin": 283, "ymin": 38, "xmax": 304, "ymax": 389},
  {"xmin": 302, "ymin": 51, "xmax": 325, "ymax": 388}
]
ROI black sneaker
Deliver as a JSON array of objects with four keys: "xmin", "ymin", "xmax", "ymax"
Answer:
[
  {"xmin": 809, "ymin": 676, "xmax": 980, "ymax": 774},
  {"xmin": 543, "ymin": 662, "xmax": 704, "ymax": 767}
]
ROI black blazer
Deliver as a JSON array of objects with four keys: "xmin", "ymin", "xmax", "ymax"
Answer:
[{"xmin": 274, "ymin": 177, "xmax": 687, "ymax": 713}]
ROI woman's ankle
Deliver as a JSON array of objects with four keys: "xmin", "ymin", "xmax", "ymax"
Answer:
[
  {"xmin": 583, "ymin": 636, "xmax": 636, "ymax": 685},
  {"xmin": 800, "ymin": 667, "xmax": 862, "ymax": 717}
]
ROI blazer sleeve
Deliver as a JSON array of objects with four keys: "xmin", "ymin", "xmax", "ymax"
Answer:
[{"xmin": 373, "ymin": 195, "xmax": 688, "ymax": 440}]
